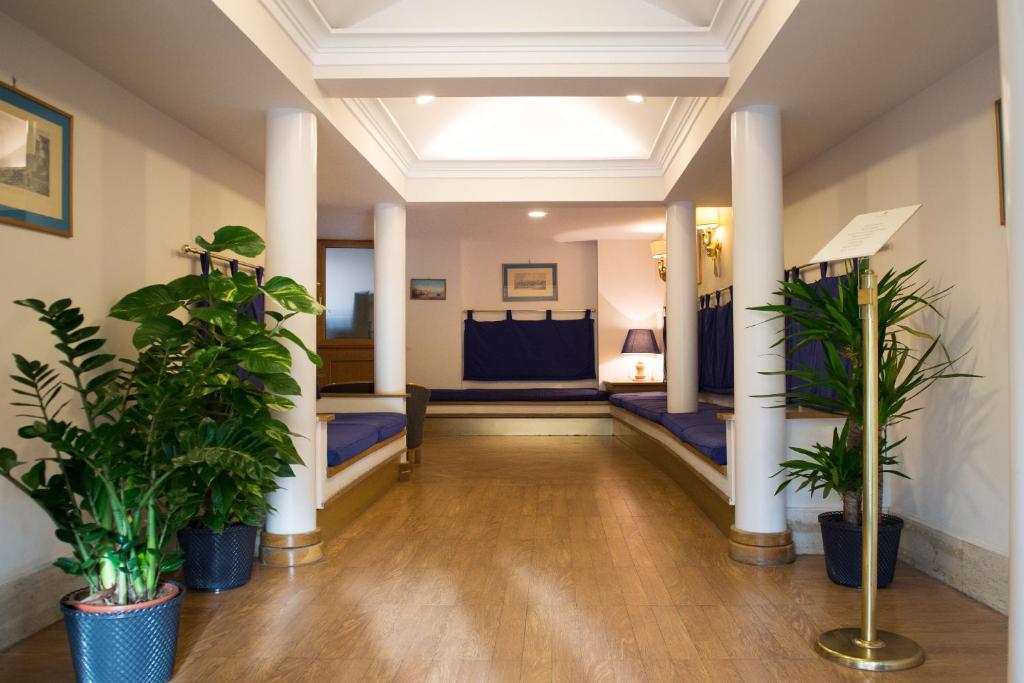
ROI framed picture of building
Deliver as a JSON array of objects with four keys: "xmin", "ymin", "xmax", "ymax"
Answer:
[
  {"xmin": 996, "ymin": 99, "xmax": 1006, "ymax": 226},
  {"xmin": 502, "ymin": 263, "xmax": 557, "ymax": 302},
  {"xmin": 410, "ymin": 278, "xmax": 446, "ymax": 300},
  {"xmin": 0, "ymin": 82, "xmax": 73, "ymax": 237}
]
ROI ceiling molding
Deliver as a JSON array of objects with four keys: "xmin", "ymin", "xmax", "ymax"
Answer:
[
  {"xmin": 262, "ymin": 0, "xmax": 762, "ymax": 67},
  {"xmin": 343, "ymin": 94, "xmax": 708, "ymax": 181}
]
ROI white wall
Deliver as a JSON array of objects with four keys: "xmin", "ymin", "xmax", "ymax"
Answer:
[
  {"xmin": 784, "ymin": 48, "xmax": 1008, "ymax": 558},
  {"xmin": 0, "ymin": 12, "xmax": 264, "ymax": 590},
  {"xmin": 596, "ymin": 240, "xmax": 666, "ymax": 383},
  {"xmin": 407, "ymin": 239, "xmax": 463, "ymax": 388},
  {"xmin": 405, "ymin": 238, "xmax": 599, "ymax": 388}
]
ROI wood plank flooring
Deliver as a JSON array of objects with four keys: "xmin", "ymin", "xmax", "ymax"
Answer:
[{"xmin": 0, "ymin": 435, "xmax": 1008, "ymax": 681}]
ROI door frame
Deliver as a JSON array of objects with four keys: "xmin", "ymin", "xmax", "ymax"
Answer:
[{"xmin": 316, "ymin": 239, "xmax": 374, "ymax": 349}]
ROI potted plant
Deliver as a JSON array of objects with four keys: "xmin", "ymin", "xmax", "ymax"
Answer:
[
  {"xmin": 756, "ymin": 261, "xmax": 974, "ymax": 587},
  {"xmin": 0, "ymin": 226, "xmax": 322, "ymax": 681},
  {"xmin": 110, "ymin": 226, "xmax": 323, "ymax": 592},
  {"xmin": 1, "ymin": 299, "xmax": 193, "ymax": 683}
]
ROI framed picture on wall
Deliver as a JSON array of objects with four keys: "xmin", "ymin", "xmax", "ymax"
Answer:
[
  {"xmin": 996, "ymin": 99, "xmax": 1006, "ymax": 226},
  {"xmin": 502, "ymin": 263, "xmax": 558, "ymax": 301},
  {"xmin": 410, "ymin": 278, "xmax": 446, "ymax": 300},
  {"xmin": 0, "ymin": 82, "xmax": 73, "ymax": 237}
]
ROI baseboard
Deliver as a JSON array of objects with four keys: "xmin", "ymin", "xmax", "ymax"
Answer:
[
  {"xmin": 789, "ymin": 508, "xmax": 1008, "ymax": 614},
  {"xmin": 786, "ymin": 507, "xmax": 833, "ymax": 555},
  {"xmin": 0, "ymin": 562, "xmax": 81, "ymax": 651},
  {"xmin": 898, "ymin": 516, "xmax": 1008, "ymax": 614},
  {"xmin": 425, "ymin": 416, "xmax": 612, "ymax": 436}
]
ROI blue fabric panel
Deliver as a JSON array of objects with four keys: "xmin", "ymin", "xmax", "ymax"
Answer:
[
  {"xmin": 786, "ymin": 273, "xmax": 849, "ymax": 403},
  {"xmin": 697, "ymin": 294, "xmax": 734, "ymax": 395},
  {"xmin": 430, "ymin": 388, "xmax": 608, "ymax": 402},
  {"xmin": 463, "ymin": 315, "xmax": 596, "ymax": 381},
  {"xmin": 325, "ymin": 413, "xmax": 407, "ymax": 468}
]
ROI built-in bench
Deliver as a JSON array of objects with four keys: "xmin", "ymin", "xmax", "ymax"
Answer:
[
  {"xmin": 425, "ymin": 387, "xmax": 611, "ymax": 434},
  {"xmin": 325, "ymin": 412, "xmax": 407, "ymax": 472},
  {"xmin": 609, "ymin": 392, "xmax": 727, "ymax": 467},
  {"xmin": 314, "ymin": 398, "xmax": 410, "ymax": 541}
]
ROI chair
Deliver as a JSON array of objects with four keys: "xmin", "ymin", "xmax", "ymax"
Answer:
[{"xmin": 319, "ymin": 382, "xmax": 432, "ymax": 464}]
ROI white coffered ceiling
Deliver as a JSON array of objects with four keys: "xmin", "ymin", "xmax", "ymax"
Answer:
[{"xmin": 0, "ymin": 0, "xmax": 999, "ymax": 240}]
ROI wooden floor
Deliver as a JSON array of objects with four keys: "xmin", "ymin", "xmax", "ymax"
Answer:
[{"xmin": 0, "ymin": 435, "xmax": 1007, "ymax": 682}]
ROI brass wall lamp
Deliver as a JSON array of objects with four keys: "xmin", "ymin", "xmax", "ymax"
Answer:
[
  {"xmin": 649, "ymin": 239, "xmax": 667, "ymax": 281},
  {"xmin": 697, "ymin": 207, "xmax": 723, "ymax": 277}
]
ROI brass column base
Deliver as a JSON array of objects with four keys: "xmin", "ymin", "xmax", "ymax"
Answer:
[
  {"xmin": 816, "ymin": 628, "xmax": 925, "ymax": 672},
  {"xmin": 728, "ymin": 526, "xmax": 795, "ymax": 566},
  {"xmin": 260, "ymin": 528, "xmax": 323, "ymax": 567}
]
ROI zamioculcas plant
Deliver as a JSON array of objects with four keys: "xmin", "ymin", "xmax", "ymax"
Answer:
[
  {"xmin": 0, "ymin": 225, "xmax": 323, "ymax": 681},
  {"xmin": 753, "ymin": 261, "xmax": 975, "ymax": 525}
]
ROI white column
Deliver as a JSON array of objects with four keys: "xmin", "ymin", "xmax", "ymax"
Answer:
[
  {"xmin": 373, "ymin": 203, "xmax": 407, "ymax": 394},
  {"xmin": 729, "ymin": 106, "xmax": 792, "ymax": 563},
  {"xmin": 666, "ymin": 201, "xmax": 698, "ymax": 413},
  {"xmin": 263, "ymin": 109, "xmax": 318, "ymax": 540},
  {"xmin": 999, "ymin": 1, "xmax": 1024, "ymax": 675}
]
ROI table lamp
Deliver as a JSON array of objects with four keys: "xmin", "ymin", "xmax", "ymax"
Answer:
[{"xmin": 621, "ymin": 328, "xmax": 661, "ymax": 381}]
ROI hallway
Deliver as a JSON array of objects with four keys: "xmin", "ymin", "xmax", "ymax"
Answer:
[{"xmin": 0, "ymin": 435, "xmax": 1008, "ymax": 681}]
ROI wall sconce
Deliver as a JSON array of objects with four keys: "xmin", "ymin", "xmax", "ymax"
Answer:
[
  {"xmin": 697, "ymin": 207, "xmax": 723, "ymax": 277},
  {"xmin": 649, "ymin": 239, "xmax": 667, "ymax": 281}
]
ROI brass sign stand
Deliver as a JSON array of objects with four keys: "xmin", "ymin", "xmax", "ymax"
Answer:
[{"xmin": 814, "ymin": 261, "xmax": 925, "ymax": 672}]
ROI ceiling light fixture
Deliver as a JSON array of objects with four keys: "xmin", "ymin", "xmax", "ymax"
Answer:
[
  {"xmin": 527, "ymin": 210, "xmax": 548, "ymax": 219},
  {"xmin": 416, "ymin": 95, "xmax": 436, "ymax": 104},
  {"xmin": 626, "ymin": 94, "xmax": 645, "ymax": 103}
]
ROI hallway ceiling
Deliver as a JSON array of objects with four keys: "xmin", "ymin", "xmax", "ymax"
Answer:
[{"xmin": 0, "ymin": 0, "xmax": 1000, "ymax": 240}]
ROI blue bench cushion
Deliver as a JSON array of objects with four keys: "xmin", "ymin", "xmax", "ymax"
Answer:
[
  {"xmin": 659, "ymin": 412, "xmax": 728, "ymax": 466},
  {"xmin": 608, "ymin": 391, "xmax": 668, "ymax": 422},
  {"xmin": 611, "ymin": 392, "xmax": 727, "ymax": 465},
  {"xmin": 430, "ymin": 388, "xmax": 609, "ymax": 402},
  {"xmin": 326, "ymin": 413, "xmax": 407, "ymax": 469}
]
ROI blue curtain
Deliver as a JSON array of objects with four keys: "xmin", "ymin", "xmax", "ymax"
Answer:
[
  {"xmin": 229, "ymin": 259, "xmax": 266, "ymax": 322},
  {"xmin": 463, "ymin": 310, "xmax": 596, "ymax": 381},
  {"xmin": 697, "ymin": 290, "xmax": 734, "ymax": 394},
  {"xmin": 785, "ymin": 263, "xmax": 848, "ymax": 403}
]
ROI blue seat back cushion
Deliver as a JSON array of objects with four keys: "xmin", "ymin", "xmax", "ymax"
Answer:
[
  {"xmin": 430, "ymin": 388, "xmax": 608, "ymax": 402},
  {"xmin": 326, "ymin": 413, "xmax": 407, "ymax": 469}
]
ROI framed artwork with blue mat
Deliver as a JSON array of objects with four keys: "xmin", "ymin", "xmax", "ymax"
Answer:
[
  {"xmin": 0, "ymin": 81, "xmax": 73, "ymax": 237},
  {"xmin": 502, "ymin": 263, "xmax": 557, "ymax": 302}
]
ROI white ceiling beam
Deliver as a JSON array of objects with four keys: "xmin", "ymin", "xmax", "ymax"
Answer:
[{"xmin": 315, "ymin": 70, "xmax": 728, "ymax": 98}]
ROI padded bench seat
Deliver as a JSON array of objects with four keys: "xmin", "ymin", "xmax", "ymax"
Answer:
[
  {"xmin": 430, "ymin": 388, "xmax": 609, "ymax": 402},
  {"xmin": 326, "ymin": 413, "xmax": 407, "ymax": 469},
  {"xmin": 610, "ymin": 392, "xmax": 728, "ymax": 465}
]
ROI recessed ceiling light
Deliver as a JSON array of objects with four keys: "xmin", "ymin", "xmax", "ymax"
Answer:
[
  {"xmin": 626, "ymin": 94, "xmax": 645, "ymax": 103},
  {"xmin": 528, "ymin": 210, "xmax": 548, "ymax": 219},
  {"xmin": 416, "ymin": 95, "xmax": 435, "ymax": 104}
]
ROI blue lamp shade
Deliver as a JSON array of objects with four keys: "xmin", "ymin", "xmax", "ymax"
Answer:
[{"xmin": 621, "ymin": 328, "xmax": 661, "ymax": 355}]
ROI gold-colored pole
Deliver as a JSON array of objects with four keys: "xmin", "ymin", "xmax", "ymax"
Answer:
[
  {"xmin": 861, "ymin": 267, "xmax": 879, "ymax": 647},
  {"xmin": 814, "ymin": 260, "xmax": 925, "ymax": 672}
]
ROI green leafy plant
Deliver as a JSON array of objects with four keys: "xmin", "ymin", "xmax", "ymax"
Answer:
[
  {"xmin": 110, "ymin": 225, "xmax": 323, "ymax": 534},
  {"xmin": 0, "ymin": 226, "xmax": 322, "ymax": 605},
  {"xmin": 753, "ymin": 260, "xmax": 975, "ymax": 525}
]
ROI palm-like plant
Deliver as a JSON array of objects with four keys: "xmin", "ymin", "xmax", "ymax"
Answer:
[{"xmin": 753, "ymin": 260, "xmax": 975, "ymax": 525}]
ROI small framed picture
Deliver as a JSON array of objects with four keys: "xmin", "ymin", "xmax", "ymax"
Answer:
[
  {"xmin": 0, "ymin": 82, "xmax": 73, "ymax": 237},
  {"xmin": 502, "ymin": 263, "xmax": 557, "ymax": 302},
  {"xmin": 996, "ymin": 99, "xmax": 1006, "ymax": 226},
  {"xmin": 410, "ymin": 278, "xmax": 446, "ymax": 300}
]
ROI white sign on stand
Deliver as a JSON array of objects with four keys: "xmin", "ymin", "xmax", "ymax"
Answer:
[{"xmin": 810, "ymin": 204, "xmax": 921, "ymax": 263}]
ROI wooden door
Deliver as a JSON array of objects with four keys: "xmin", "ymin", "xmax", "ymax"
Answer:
[{"xmin": 317, "ymin": 240, "xmax": 375, "ymax": 387}]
